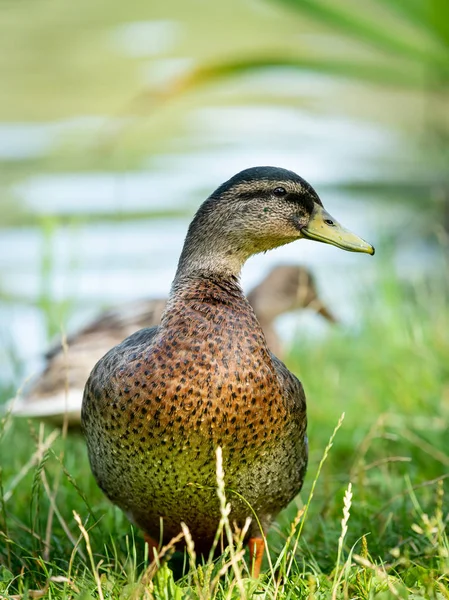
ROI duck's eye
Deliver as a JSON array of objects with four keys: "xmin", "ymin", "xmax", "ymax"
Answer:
[
  {"xmin": 273, "ymin": 187, "xmax": 287, "ymax": 197},
  {"xmin": 324, "ymin": 219, "xmax": 334, "ymax": 226}
]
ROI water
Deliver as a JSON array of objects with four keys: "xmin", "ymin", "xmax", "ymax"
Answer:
[{"xmin": 0, "ymin": 83, "xmax": 431, "ymax": 390}]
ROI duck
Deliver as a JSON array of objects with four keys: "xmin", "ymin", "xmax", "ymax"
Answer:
[
  {"xmin": 247, "ymin": 264, "xmax": 336, "ymax": 355},
  {"xmin": 81, "ymin": 166, "xmax": 374, "ymax": 576},
  {"xmin": 10, "ymin": 266, "xmax": 335, "ymax": 426}
]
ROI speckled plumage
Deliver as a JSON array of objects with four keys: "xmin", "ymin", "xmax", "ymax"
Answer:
[
  {"xmin": 9, "ymin": 265, "xmax": 335, "ymax": 427},
  {"xmin": 83, "ymin": 275, "xmax": 307, "ymax": 549},
  {"xmin": 82, "ymin": 166, "xmax": 373, "ymax": 566}
]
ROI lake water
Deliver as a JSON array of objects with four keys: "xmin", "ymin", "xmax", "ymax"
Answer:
[{"xmin": 1, "ymin": 93, "xmax": 434, "ymax": 393}]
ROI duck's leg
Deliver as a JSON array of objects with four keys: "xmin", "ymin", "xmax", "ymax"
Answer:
[
  {"xmin": 144, "ymin": 533, "xmax": 160, "ymax": 561},
  {"xmin": 248, "ymin": 537, "xmax": 265, "ymax": 577}
]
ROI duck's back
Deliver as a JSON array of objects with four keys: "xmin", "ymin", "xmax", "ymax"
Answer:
[{"xmin": 82, "ymin": 277, "xmax": 308, "ymax": 550}]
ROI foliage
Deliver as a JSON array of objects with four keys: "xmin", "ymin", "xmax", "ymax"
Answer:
[
  {"xmin": 170, "ymin": 0, "xmax": 449, "ymax": 94},
  {"xmin": 0, "ymin": 268, "xmax": 448, "ymax": 598}
]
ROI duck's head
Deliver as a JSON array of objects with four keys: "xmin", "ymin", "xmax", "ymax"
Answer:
[
  {"xmin": 176, "ymin": 166, "xmax": 374, "ymax": 279},
  {"xmin": 247, "ymin": 265, "xmax": 337, "ymax": 324}
]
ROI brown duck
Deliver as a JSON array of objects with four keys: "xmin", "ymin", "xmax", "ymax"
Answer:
[
  {"xmin": 10, "ymin": 265, "xmax": 335, "ymax": 426},
  {"xmin": 82, "ymin": 166, "xmax": 374, "ymax": 576}
]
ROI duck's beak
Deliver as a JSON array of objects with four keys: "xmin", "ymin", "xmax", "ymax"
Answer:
[
  {"xmin": 302, "ymin": 204, "xmax": 375, "ymax": 255},
  {"xmin": 315, "ymin": 300, "xmax": 338, "ymax": 324}
]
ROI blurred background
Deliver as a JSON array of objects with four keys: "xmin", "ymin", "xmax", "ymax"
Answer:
[
  {"xmin": 0, "ymin": 0, "xmax": 448, "ymax": 396},
  {"xmin": 1, "ymin": 1, "xmax": 449, "ymax": 590}
]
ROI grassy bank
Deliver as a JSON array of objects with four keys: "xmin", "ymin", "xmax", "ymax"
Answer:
[{"xmin": 0, "ymin": 271, "xmax": 448, "ymax": 599}]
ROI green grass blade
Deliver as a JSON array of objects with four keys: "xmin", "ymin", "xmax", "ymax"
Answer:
[
  {"xmin": 167, "ymin": 54, "xmax": 424, "ymax": 100},
  {"xmin": 376, "ymin": 0, "xmax": 449, "ymax": 50},
  {"xmin": 430, "ymin": 0, "xmax": 449, "ymax": 48},
  {"xmin": 274, "ymin": 0, "xmax": 449, "ymax": 69}
]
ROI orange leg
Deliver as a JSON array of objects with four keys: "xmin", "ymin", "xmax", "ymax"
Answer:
[
  {"xmin": 144, "ymin": 533, "xmax": 160, "ymax": 561},
  {"xmin": 248, "ymin": 537, "xmax": 265, "ymax": 577}
]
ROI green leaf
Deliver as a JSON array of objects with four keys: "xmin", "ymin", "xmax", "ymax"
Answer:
[
  {"xmin": 170, "ymin": 54, "xmax": 424, "ymax": 98},
  {"xmin": 0, "ymin": 566, "xmax": 14, "ymax": 582},
  {"xmin": 430, "ymin": 0, "xmax": 449, "ymax": 48},
  {"xmin": 272, "ymin": 0, "xmax": 449, "ymax": 71}
]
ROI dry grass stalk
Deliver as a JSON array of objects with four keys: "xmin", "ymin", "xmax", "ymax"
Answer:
[
  {"xmin": 41, "ymin": 467, "xmax": 85, "ymax": 559},
  {"xmin": 140, "ymin": 531, "xmax": 185, "ymax": 585},
  {"xmin": 210, "ymin": 548, "xmax": 247, "ymax": 586},
  {"xmin": 401, "ymin": 429, "xmax": 449, "ymax": 466},
  {"xmin": 215, "ymin": 446, "xmax": 246, "ymax": 599},
  {"xmin": 272, "ymin": 506, "xmax": 306, "ymax": 599},
  {"xmin": 181, "ymin": 522, "xmax": 205, "ymax": 599},
  {"xmin": 3, "ymin": 428, "xmax": 59, "ymax": 503},
  {"xmin": 284, "ymin": 412, "xmax": 346, "ymax": 580},
  {"xmin": 1, "ymin": 575, "xmax": 82, "ymax": 600},
  {"xmin": 331, "ymin": 481, "xmax": 353, "ymax": 600},
  {"xmin": 73, "ymin": 510, "xmax": 105, "ymax": 600},
  {"xmin": 350, "ymin": 414, "xmax": 386, "ymax": 480},
  {"xmin": 363, "ymin": 456, "xmax": 411, "ymax": 471}
]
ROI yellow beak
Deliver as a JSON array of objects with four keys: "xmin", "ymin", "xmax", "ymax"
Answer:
[{"xmin": 302, "ymin": 204, "xmax": 375, "ymax": 255}]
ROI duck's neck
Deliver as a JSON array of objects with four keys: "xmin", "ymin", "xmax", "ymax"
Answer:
[
  {"xmin": 164, "ymin": 253, "xmax": 269, "ymax": 352},
  {"xmin": 173, "ymin": 243, "xmax": 247, "ymax": 285},
  {"xmin": 165, "ymin": 221, "xmax": 252, "ymax": 319},
  {"xmin": 160, "ymin": 274, "xmax": 272, "ymax": 366},
  {"xmin": 167, "ymin": 237, "xmax": 254, "ymax": 334},
  {"xmin": 172, "ymin": 205, "xmax": 259, "ymax": 285},
  {"xmin": 170, "ymin": 230, "xmax": 250, "ymax": 310},
  {"xmin": 168, "ymin": 270, "xmax": 246, "ymax": 313},
  {"xmin": 163, "ymin": 271, "xmax": 264, "ymax": 341}
]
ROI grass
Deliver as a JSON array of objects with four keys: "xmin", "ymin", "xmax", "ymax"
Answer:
[{"xmin": 0, "ymin": 267, "xmax": 448, "ymax": 599}]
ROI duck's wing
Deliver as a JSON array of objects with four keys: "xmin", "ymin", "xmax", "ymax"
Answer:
[
  {"xmin": 97, "ymin": 325, "xmax": 160, "ymax": 358},
  {"xmin": 270, "ymin": 352, "xmax": 309, "ymax": 497},
  {"xmin": 82, "ymin": 326, "xmax": 160, "ymax": 416},
  {"xmin": 10, "ymin": 300, "xmax": 166, "ymax": 424},
  {"xmin": 270, "ymin": 352, "xmax": 307, "ymax": 431},
  {"xmin": 45, "ymin": 298, "xmax": 166, "ymax": 360}
]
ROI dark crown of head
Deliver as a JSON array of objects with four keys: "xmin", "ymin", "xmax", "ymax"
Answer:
[{"xmin": 211, "ymin": 166, "xmax": 313, "ymax": 198}]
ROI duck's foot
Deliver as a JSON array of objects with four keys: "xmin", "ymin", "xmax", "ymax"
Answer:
[{"xmin": 248, "ymin": 537, "xmax": 264, "ymax": 578}]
